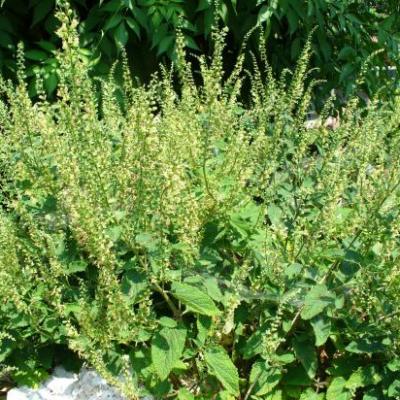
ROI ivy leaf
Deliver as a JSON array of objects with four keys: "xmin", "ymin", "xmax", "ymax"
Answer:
[
  {"xmin": 151, "ymin": 326, "xmax": 187, "ymax": 380},
  {"xmin": 171, "ymin": 282, "xmax": 221, "ymax": 316},
  {"xmin": 310, "ymin": 315, "xmax": 331, "ymax": 346},
  {"xmin": 204, "ymin": 345, "xmax": 240, "ymax": 396},
  {"xmin": 301, "ymin": 284, "xmax": 335, "ymax": 320},
  {"xmin": 293, "ymin": 335, "xmax": 318, "ymax": 379}
]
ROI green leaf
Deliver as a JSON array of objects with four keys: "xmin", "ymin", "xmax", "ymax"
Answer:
[
  {"xmin": 345, "ymin": 366, "xmax": 382, "ymax": 390},
  {"xmin": 44, "ymin": 73, "xmax": 58, "ymax": 94},
  {"xmin": 32, "ymin": 0, "xmax": 54, "ymax": 26},
  {"xmin": 258, "ymin": 4, "xmax": 275, "ymax": 25},
  {"xmin": 388, "ymin": 380, "xmax": 400, "ymax": 397},
  {"xmin": 171, "ymin": 282, "xmax": 221, "ymax": 316},
  {"xmin": 310, "ymin": 315, "xmax": 331, "ymax": 346},
  {"xmin": 301, "ymin": 284, "xmax": 335, "ymax": 320},
  {"xmin": 114, "ymin": 22, "xmax": 129, "ymax": 46},
  {"xmin": 345, "ymin": 338, "xmax": 388, "ymax": 354},
  {"xmin": 249, "ymin": 361, "xmax": 281, "ymax": 396},
  {"xmin": 326, "ymin": 377, "xmax": 350, "ymax": 400},
  {"xmin": 177, "ymin": 388, "xmax": 195, "ymax": 400},
  {"xmin": 65, "ymin": 260, "xmax": 87, "ymax": 275},
  {"xmin": 25, "ymin": 50, "xmax": 48, "ymax": 61},
  {"xmin": 157, "ymin": 35, "xmax": 174, "ymax": 56},
  {"xmin": 196, "ymin": 314, "xmax": 212, "ymax": 345},
  {"xmin": 121, "ymin": 269, "xmax": 148, "ymax": 303},
  {"xmin": 242, "ymin": 329, "xmax": 263, "ymax": 359},
  {"xmin": 293, "ymin": 335, "xmax": 318, "ymax": 379},
  {"xmin": 204, "ymin": 345, "xmax": 240, "ymax": 396},
  {"xmin": 300, "ymin": 388, "xmax": 324, "ymax": 400},
  {"xmin": 203, "ymin": 277, "xmax": 223, "ymax": 302},
  {"xmin": 151, "ymin": 326, "xmax": 187, "ymax": 380},
  {"xmin": 104, "ymin": 14, "xmax": 124, "ymax": 31},
  {"xmin": 159, "ymin": 316, "xmax": 177, "ymax": 328}
]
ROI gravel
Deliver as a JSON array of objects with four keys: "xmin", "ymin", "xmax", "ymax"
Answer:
[{"xmin": 7, "ymin": 367, "xmax": 151, "ymax": 400}]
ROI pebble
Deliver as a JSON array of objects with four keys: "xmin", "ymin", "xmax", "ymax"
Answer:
[{"xmin": 6, "ymin": 367, "xmax": 151, "ymax": 400}]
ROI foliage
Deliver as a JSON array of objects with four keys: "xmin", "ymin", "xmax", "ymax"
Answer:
[
  {"xmin": 0, "ymin": 0, "xmax": 399, "ymax": 101},
  {"xmin": 1, "ymin": 5, "xmax": 400, "ymax": 400}
]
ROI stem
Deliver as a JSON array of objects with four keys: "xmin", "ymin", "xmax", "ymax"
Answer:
[{"xmin": 152, "ymin": 282, "xmax": 181, "ymax": 319}]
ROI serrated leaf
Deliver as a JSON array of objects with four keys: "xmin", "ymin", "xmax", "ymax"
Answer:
[
  {"xmin": 301, "ymin": 284, "xmax": 335, "ymax": 320},
  {"xmin": 310, "ymin": 315, "xmax": 331, "ymax": 346},
  {"xmin": 249, "ymin": 361, "xmax": 281, "ymax": 396},
  {"xmin": 171, "ymin": 282, "xmax": 221, "ymax": 316},
  {"xmin": 151, "ymin": 326, "xmax": 186, "ymax": 380},
  {"xmin": 65, "ymin": 260, "xmax": 87, "ymax": 275},
  {"xmin": 204, "ymin": 345, "xmax": 239, "ymax": 396},
  {"xmin": 293, "ymin": 335, "xmax": 318, "ymax": 379}
]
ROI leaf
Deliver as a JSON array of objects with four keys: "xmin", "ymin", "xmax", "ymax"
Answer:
[
  {"xmin": 345, "ymin": 366, "xmax": 382, "ymax": 390},
  {"xmin": 345, "ymin": 339, "xmax": 388, "ymax": 354},
  {"xmin": 32, "ymin": 0, "xmax": 54, "ymax": 26},
  {"xmin": 121, "ymin": 269, "xmax": 148, "ymax": 303},
  {"xmin": 310, "ymin": 315, "xmax": 331, "ymax": 346},
  {"xmin": 197, "ymin": 315, "xmax": 212, "ymax": 345},
  {"xmin": 258, "ymin": 4, "xmax": 275, "ymax": 25},
  {"xmin": 242, "ymin": 329, "xmax": 263, "ymax": 359},
  {"xmin": 157, "ymin": 35, "xmax": 174, "ymax": 56},
  {"xmin": 301, "ymin": 284, "xmax": 335, "ymax": 320},
  {"xmin": 25, "ymin": 50, "xmax": 48, "ymax": 61},
  {"xmin": 65, "ymin": 260, "xmax": 87, "ymax": 275},
  {"xmin": 293, "ymin": 335, "xmax": 318, "ymax": 379},
  {"xmin": 151, "ymin": 326, "xmax": 187, "ymax": 380},
  {"xmin": 203, "ymin": 277, "xmax": 223, "ymax": 302},
  {"xmin": 204, "ymin": 345, "xmax": 240, "ymax": 396},
  {"xmin": 171, "ymin": 282, "xmax": 221, "ymax": 316},
  {"xmin": 159, "ymin": 316, "xmax": 177, "ymax": 328},
  {"xmin": 104, "ymin": 14, "xmax": 123, "ymax": 31},
  {"xmin": 249, "ymin": 361, "xmax": 281, "ymax": 396},
  {"xmin": 326, "ymin": 377, "xmax": 351, "ymax": 400},
  {"xmin": 300, "ymin": 388, "xmax": 324, "ymax": 400},
  {"xmin": 44, "ymin": 73, "xmax": 58, "ymax": 94},
  {"xmin": 114, "ymin": 22, "xmax": 129, "ymax": 47},
  {"xmin": 388, "ymin": 380, "xmax": 400, "ymax": 397},
  {"xmin": 177, "ymin": 388, "xmax": 195, "ymax": 400}
]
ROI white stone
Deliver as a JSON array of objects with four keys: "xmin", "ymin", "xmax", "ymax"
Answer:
[
  {"xmin": 7, "ymin": 366, "xmax": 152, "ymax": 400},
  {"xmin": 7, "ymin": 388, "xmax": 41, "ymax": 400}
]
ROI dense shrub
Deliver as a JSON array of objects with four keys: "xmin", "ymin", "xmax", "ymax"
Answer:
[
  {"xmin": 0, "ymin": 0, "xmax": 399, "ymax": 100},
  {"xmin": 1, "ymin": 6, "xmax": 400, "ymax": 400}
]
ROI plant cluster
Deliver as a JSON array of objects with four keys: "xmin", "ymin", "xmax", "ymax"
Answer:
[
  {"xmin": 0, "ymin": 0, "xmax": 399, "ymax": 100},
  {"xmin": 0, "ymin": 5, "xmax": 400, "ymax": 400}
]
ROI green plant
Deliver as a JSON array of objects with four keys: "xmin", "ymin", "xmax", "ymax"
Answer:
[
  {"xmin": 0, "ymin": 0, "xmax": 399, "ymax": 101},
  {"xmin": 1, "ymin": 5, "xmax": 400, "ymax": 399}
]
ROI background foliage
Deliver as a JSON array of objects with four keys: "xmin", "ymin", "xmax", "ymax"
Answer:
[
  {"xmin": 1, "ymin": 7, "xmax": 400, "ymax": 399},
  {"xmin": 0, "ymin": 0, "xmax": 399, "ymax": 101}
]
